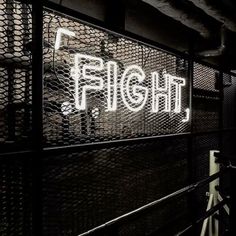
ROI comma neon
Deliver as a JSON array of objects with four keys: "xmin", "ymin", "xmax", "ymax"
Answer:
[{"xmin": 70, "ymin": 53, "xmax": 186, "ymax": 114}]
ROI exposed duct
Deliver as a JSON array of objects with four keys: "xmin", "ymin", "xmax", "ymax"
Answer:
[
  {"xmin": 142, "ymin": 0, "xmax": 211, "ymax": 37},
  {"xmin": 187, "ymin": 0, "xmax": 236, "ymax": 32},
  {"xmin": 198, "ymin": 26, "xmax": 226, "ymax": 57}
]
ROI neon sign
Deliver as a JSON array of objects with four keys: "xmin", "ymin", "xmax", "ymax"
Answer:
[{"xmin": 55, "ymin": 28, "xmax": 190, "ymax": 122}]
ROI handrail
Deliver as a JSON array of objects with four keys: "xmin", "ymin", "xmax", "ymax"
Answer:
[
  {"xmin": 176, "ymin": 198, "xmax": 228, "ymax": 235},
  {"xmin": 78, "ymin": 168, "xmax": 229, "ymax": 236}
]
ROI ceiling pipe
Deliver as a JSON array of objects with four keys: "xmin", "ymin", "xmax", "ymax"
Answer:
[
  {"xmin": 142, "ymin": 0, "xmax": 211, "ymax": 37},
  {"xmin": 198, "ymin": 26, "xmax": 226, "ymax": 57},
  {"xmin": 187, "ymin": 0, "xmax": 236, "ymax": 33}
]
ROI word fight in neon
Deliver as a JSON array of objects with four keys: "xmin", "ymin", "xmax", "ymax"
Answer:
[{"xmin": 55, "ymin": 28, "xmax": 190, "ymax": 122}]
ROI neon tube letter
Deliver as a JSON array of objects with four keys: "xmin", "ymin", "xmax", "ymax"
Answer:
[
  {"xmin": 151, "ymin": 71, "xmax": 171, "ymax": 112},
  {"xmin": 55, "ymin": 28, "xmax": 75, "ymax": 50},
  {"xmin": 120, "ymin": 65, "xmax": 148, "ymax": 112},
  {"xmin": 71, "ymin": 54, "xmax": 104, "ymax": 110},
  {"xmin": 170, "ymin": 76, "xmax": 186, "ymax": 113},
  {"xmin": 182, "ymin": 108, "xmax": 190, "ymax": 122},
  {"xmin": 106, "ymin": 61, "xmax": 118, "ymax": 111}
]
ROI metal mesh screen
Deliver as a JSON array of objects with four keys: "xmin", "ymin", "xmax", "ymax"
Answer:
[
  {"xmin": 222, "ymin": 73, "xmax": 236, "ymax": 158},
  {"xmin": 192, "ymin": 134, "xmax": 219, "ymax": 208},
  {"xmin": 223, "ymin": 130, "xmax": 236, "ymax": 157},
  {"xmin": 118, "ymin": 196, "xmax": 190, "ymax": 236},
  {"xmin": 193, "ymin": 63, "xmax": 220, "ymax": 132},
  {"xmin": 0, "ymin": 156, "xmax": 32, "ymax": 236},
  {"xmin": 223, "ymin": 73, "xmax": 236, "ymax": 129},
  {"xmin": 42, "ymin": 137, "xmax": 188, "ymax": 235},
  {"xmin": 0, "ymin": 0, "xmax": 32, "ymax": 151},
  {"xmin": 193, "ymin": 134, "xmax": 219, "ymax": 181},
  {"xmin": 191, "ymin": 134, "xmax": 220, "ymax": 235},
  {"xmin": 43, "ymin": 10, "xmax": 190, "ymax": 147}
]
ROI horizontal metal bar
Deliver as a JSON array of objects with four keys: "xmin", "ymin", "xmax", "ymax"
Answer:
[
  {"xmin": 0, "ymin": 149, "xmax": 33, "ymax": 159},
  {"xmin": 43, "ymin": 128, "xmax": 236, "ymax": 155},
  {"xmin": 43, "ymin": 1, "xmax": 236, "ymax": 77},
  {"xmin": 78, "ymin": 169, "xmax": 228, "ymax": 236},
  {"xmin": 193, "ymin": 169, "xmax": 228, "ymax": 190},
  {"xmin": 43, "ymin": 132, "xmax": 191, "ymax": 154},
  {"xmin": 1, "ymin": 127, "xmax": 235, "ymax": 157},
  {"xmin": 1, "ymin": 126, "xmax": 235, "ymax": 157},
  {"xmin": 176, "ymin": 199, "xmax": 228, "ymax": 236}
]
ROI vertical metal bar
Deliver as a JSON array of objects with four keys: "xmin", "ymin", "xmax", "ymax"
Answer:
[
  {"xmin": 32, "ymin": 1, "xmax": 43, "ymax": 236},
  {"xmin": 187, "ymin": 50, "xmax": 198, "ymax": 236},
  {"xmin": 22, "ymin": 3, "xmax": 31, "ymax": 137},
  {"xmin": 189, "ymin": 57, "xmax": 193, "ymax": 136},
  {"xmin": 6, "ymin": 0, "xmax": 15, "ymax": 141},
  {"xmin": 217, "ymin": 71, "xmax": 224, "ymax": 235},
  {"xmin": 229, "ymin": 167, "xmax": 236, "ymax": 235},
  {"xmin": 187, "ymin": 56, "xmax": 194, "ymax": 182},
  {"xmin": 208, "ymin": 150, "xmax": 220, "ymax": 236},
  {"xmin": 219, "ymin": 71, "xmax": 224, "ymax": 156}
]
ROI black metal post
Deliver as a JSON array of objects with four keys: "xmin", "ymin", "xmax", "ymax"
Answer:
[
  {"xmin": 229, "ymin": 167, "xmax": 236, "ymax": 235},
  {"xmin": 186, "ymin": 44, "xmax": 198, "ymax": 236},
  {"xmin": 32, "ymin": 1, "xmax": 43, "ymax": 236},
  {"xmin": 6, "ymin": 0, "xmax": 15, "ymax": 141},
  {"xmin": 22, "ymin": 3, "xmax": 31, "ymax": 138},
  {"xmin": 219, "ymin": 71, "xmax": 224, "ymax": 158}
]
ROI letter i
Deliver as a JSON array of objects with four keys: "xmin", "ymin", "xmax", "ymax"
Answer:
[{"xmin": 107, "ymin": 61, "xmax": 118, "ymax": 111}]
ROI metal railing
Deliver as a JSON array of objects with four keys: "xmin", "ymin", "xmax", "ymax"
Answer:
[{"xmin": 78, "ymin": 166, "xmax": 230, "ymax": 236}]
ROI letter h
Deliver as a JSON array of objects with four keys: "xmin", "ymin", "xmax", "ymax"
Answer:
[{"xmin": 151, "ymin": 71, "xmax": 171, "ymax": 112}]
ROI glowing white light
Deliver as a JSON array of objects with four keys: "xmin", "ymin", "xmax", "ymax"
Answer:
[
  {"xmin": 106, "ymin": 61, "xmax": 118, "ymax": 111},
  {"xmin": 61, "ymin": 101, "xmax": 72, "ymax": 115},
  {"xmin": 182, "ymin": 108, "xmax": 190, "ymax": 122},
  {"xmin": 68, "ymin": 52, "xmax": 187, "ymax": 115},
  {"xmin": 152, "ymin": 70, "xmax": 186, "ymax": 113},
  {"xmin": 55, "ymin": 28, "xmax": 75, "ymax": 50},
  {"xmin": 151, "ymin": 70, "xmax": 171, "ymax": 113},
  {"xmin": 120, "ymin": 65, "xmax": 148, "ymax": 112},
  {"xmin": 71, "ymin": 54, "xmax": 104, "ymax": 110},
  {"xmin": 170, "ymin": 76, "xmax": 186, "ymax": 113}
]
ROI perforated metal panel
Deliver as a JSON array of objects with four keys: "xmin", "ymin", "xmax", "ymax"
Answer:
[
  {"xmin": 0, "ymin": 156, "xmax": 32, "ymax": 236},
  {"xmin": 192, "ymin": 134, "xmax": 219, "ymax": 208},
  {"xmin": 222, "ymin": 74, "xmax": 236, "ymax": 158},
  {"xmin": 0, "ymin": 0, "xmax": 32, "ymax": 151},
  {"xmin": 193, "ymin": 63, "xmax": 220, "ymax": 132},
  {"xmin": 43, "ymin": 10, "xmax": 190, "ymax": 147},
  {"xmin": 42, "ymin": 138, "xmax": 188, "ymax": 235},
  {"xmin": 223, "ymin": 73, "xmax": 236, "ymax": 129},
  {"xmin": 118, "ymin": 196, "xmax": 190, "ymax": 236},
  {"xmin": 193, "ymin": 134, "xmax": 219, "ymax": 180}
]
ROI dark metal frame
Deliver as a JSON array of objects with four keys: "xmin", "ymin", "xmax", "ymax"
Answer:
[
  {"xmin": 32, "ymin": 1, "xmax": 43, "ymax": 236},
  {"xmin": 1, "ymin": 0, "xmax": 236, "ymax": 235}
]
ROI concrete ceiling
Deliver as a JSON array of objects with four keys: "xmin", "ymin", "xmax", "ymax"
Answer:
[{"xmin": 48, "ymin": 0, "xmax": 236, "ymax": 70}]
